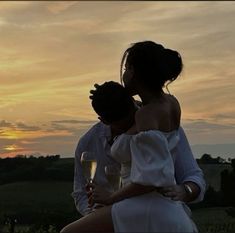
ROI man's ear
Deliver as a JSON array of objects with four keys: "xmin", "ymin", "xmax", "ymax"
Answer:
[{"xmin": 98, "ymin": 116, "xmax": 110, "ymax": 125}]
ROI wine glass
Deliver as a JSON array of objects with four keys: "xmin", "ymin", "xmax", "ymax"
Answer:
[
  {"xmin": 81, "ymin": 151, "xmax": 97, "ymax": 187},
  {"xmin": 81, "ymin": 152, "xmax": 103, "ymax": 211},
  {"xmin": 105, "ymin": 165, "xmax": 121, "ymax": 192}
]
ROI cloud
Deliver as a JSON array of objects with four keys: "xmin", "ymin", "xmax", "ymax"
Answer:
[
  {"xmin": 212, "ymin": 113, "xmax": 235, "ymax": 121},
  {"xmin": 51, "ymin": 120, "xmax": 97, "ymax": 125},
  {"xmin": 0, "ymin": 120, "xmax": 13, "ymax": 127},
  {"xmin": 0, "ymin": 2, "xmax": 32, "ymax": 13},
  {"xmin": 0, "ymin": 120, "xmax": 41, "ymax": 131},
  {"xmin": 49, "ymin": 120, "xmax": 97, "ymax": 134},
  {"xmin": 0, "ymin": 117, "xmax": 97, "ymax": 158},
  {"xmin": 0, "ymin": 122, "xmax": 86, "ymax": 158},
  {"xmin": 46, "ymin": 2, "xmax": 78, "ymax": 14},
  {"xmin": 183, "ymin": 120, "xmax": 235, "ymax": 132},
  {"xmin": 181, "ymin": 119, "xmax": 235, "ymax": 145},
  {"xmin": 16, "ymin": 122, "xmax": 41, "ymax": 131},
  {"xmin": 0, "ymin": 126, "xmax": 88, "ymax": 158}
]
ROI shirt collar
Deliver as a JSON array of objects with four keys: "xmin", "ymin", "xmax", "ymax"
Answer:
[{"xmin": 99, "ymin": 122, "xmax": 112, "ymax": 139}]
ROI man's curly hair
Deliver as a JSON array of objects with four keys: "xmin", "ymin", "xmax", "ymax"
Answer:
[{"xmin": 90, "ymin": 81, "xmax": 135, "ymax": 123}]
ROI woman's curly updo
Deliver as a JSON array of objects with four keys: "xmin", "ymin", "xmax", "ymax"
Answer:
[{"xmin": 121, "ymin": 41, "xmax": 183, "ymax": 91}]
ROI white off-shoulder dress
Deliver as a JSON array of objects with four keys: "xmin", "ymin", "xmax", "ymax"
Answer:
[{"xmin": 110, "ymin": 130, "xmax": 197, "ymax": 232}]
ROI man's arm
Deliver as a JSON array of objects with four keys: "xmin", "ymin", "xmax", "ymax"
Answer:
[
  {"xmin": 173, "ymin": 127, "xmax": 206, "ymax": 203},
  {"xmin": 71, "ymin": 140, "xmax": 91, "ymax": 216}
]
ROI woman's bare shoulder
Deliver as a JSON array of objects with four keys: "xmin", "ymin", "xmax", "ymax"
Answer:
[
  {"xmin": 167, "ymin": 94, "xmax": 181, "ymax": 120},
  {"xmin": 168, "ymin": 94, "xmax": 181, "ymax": 107},
  {"xmin": 135, "ymin": 94, "xmax": 181, "ymax": 132}
]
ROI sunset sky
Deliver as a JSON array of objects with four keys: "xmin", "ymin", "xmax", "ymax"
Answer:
[{"xmin": 0, "ymin": 1, "xmax": 234, "ymax": 159}]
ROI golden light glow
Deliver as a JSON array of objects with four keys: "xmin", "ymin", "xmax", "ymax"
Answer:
[
  {"xmin": 0, "ymin": 129, "xmax": 72, "ymax": 140},
  {"xmin": 0, "ymin": 130, "xmax": 23, "ymax": 140},
  {"xmin": 4, "ymin": 144, "xmax": 19, "ymax": 151}
]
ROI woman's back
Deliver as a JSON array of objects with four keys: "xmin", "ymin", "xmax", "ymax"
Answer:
[{"xmin": 135, "ymin": 93, "xmax": 181, "ymax": 133}]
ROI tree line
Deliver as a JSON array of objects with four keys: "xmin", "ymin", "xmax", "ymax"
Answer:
[
  {"xmin": 190, "ymin": 154, "xmax": 235, "ymax": 212},
  {"xmin": 0, "ymin": 155, "xmax": 74, "ymax": 185}
]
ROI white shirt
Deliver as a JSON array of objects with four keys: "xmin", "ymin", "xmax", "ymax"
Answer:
[
  {"xmin": 72, "ymin": 122, "xmax": 206, "ymax": 216},
  {"xmin": 71, "ymin": 122, "xmax": 120, "ymax": 215}
]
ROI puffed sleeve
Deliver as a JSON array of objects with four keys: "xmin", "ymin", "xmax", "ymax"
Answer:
[{"xmin": 130, "ymin": 131, "xmax": 176, "ymax": 187}]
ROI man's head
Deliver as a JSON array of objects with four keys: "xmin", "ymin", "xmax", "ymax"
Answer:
[{"xmin": 90, "ymin": 81, "xmax": 136, "ymax": 134}]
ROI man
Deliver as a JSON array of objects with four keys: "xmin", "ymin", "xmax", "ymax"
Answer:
[{"xmin": 72, "ymin": 82, "xmax": 206, "ymax": 216}]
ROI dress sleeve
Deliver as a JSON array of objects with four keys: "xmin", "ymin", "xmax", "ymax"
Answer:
[{"xmin": 130, "ymin": 131, "xmax": 176, "ymax": 187}]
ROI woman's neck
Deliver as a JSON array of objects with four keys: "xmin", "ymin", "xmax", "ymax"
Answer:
[{"xmin": 138, "ymin": 88, "xmax": 165, "ymax": 105}]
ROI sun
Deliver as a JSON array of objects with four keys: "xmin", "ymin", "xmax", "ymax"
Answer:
[{"xmin": 4, "ymin": 145, "xmax": 18, "ymax": 151}]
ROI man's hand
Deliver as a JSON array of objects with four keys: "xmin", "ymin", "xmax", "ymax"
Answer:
[
  {"xmin": 159, "ymin": 184, "xmax": 188, "ymax": 201},
  {"xmin": 87, "ymin": 184, "xmax": 113, "ymax": 207}
]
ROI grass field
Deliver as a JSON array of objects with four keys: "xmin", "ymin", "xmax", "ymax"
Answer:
[
  {"xmin": 1, "ymin": 181, "xmax": 235, "ymax": 232},
  {"xmin": 1, "ymin": 207, "xmax": 235, "ymax": 233},
  {"xmin": 0, "ymin": 181, "xmax": 79, "ymax": 232},
  {"xmin": 0, "ymin": 181, "xmax": 75, "ymax": 214},
  {"xmin": 193, "ymin": 207, "xmax": 235, "ymax": 232}
]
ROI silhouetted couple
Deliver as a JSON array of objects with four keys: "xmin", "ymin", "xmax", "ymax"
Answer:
[{"xmin": 61, "ymin": 41, "xmax": 205, "ymax": 233}]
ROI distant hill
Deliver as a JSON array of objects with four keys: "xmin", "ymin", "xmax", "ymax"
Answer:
[
  {"xmin": 191, "ymin": 143, "xmax": 235, "ymax": 159},
  {"xmin": 0, "ymin": 156, "xmax": 74, "ymax": 185}
]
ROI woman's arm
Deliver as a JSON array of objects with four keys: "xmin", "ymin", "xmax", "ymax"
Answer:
[
  {"xmin": 110, "ymin": 183, "xmax": 155, "ymax": 203},
  {"xmin": 91, "ymin": 183, "xmax": 155, "ymax": 205}
]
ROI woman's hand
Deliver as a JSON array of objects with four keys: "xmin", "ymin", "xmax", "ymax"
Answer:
[{"xmin": 88, "ymin": 184, "xmax": 113, "ymax": 207}]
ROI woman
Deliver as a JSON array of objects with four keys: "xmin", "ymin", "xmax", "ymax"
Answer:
[{"xmin": 61, "ymin": 41, "xmax": 198, "ymax": 232}]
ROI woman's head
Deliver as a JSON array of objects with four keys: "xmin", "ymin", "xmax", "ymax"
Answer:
[
  {"xmin": 90, "ymin": 81, "xmax": 136, "ymax": 133},
  {"xmin": 120, "ymin": 41, "xmax": 183, "ymax": 94}
]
